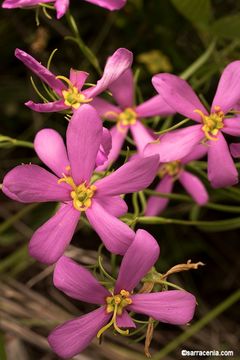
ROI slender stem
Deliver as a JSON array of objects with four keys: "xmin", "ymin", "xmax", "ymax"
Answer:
[
  {"xmin": 154, "ymin": 118, "xmax": 190, "ymax": 135},
  {"xmin": 152, "ymin": 289, "xmax": 240, "ymax": 360}
]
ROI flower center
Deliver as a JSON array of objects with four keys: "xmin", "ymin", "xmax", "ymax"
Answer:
[
  {"xmin": 56, "ymin": 75, "xmax": 92, "ymax": 110},
  {"xmin": 159, "ymin": 160, "xmax": 182, "ymax": 178},
  {"xmin": 104, "ymin": 108, "xmax": 137, "ymax": 132},
  {"xmin": 97, "ymin": 290, "xmax": 132, "ymax": 339},
  {"xmin": 58, "ymin": 175, "xmax": 96, "ymax": 211},
  {"xmin": 194, "ymin": 106, "xmax": 224, "ymax": 141}
]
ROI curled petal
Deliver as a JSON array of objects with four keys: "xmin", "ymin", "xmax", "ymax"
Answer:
[
  {"xmin": 179, "ymin": 170, "xmax": 208, "ymax": 205},
  {"xmin": 145, "ymin": 176, "xmax": 173, "ymax": 216},
  {"xmin": 48, "ymin": 307, "xmax": 111, "ymax": 359},
  {"xmin": 54, "ymin": 256, "xmax": 110, "ymax": 304},
  {"xmin": 69, "ymin": 69, "xmax": 89, "ymax": 91},
  {"xmin": 15, "ymin": 49, "xmax": 65, "ymax": 96},
  {"xmin": 115, "ymin": 229, "xmax": 160, "ymax": 293},
  {"xmin": 86, "ymin": 200, "xmax": 135, "ymax": 255},
  {"xmin": 25, "ymin": 100, "xmax": 68, "ymax": 113},
  {"xmin": 96, "ymin": 127, "xmax": 112, "ymax": 167},
  {"xmin": 2, "ymin": 164, "xmax": 70, "ymax": 203},
  {"xmin": 207, "ymin": 132, "xmax": 238, "ymax": 188},
  {"xmin": 128, "ymin": 290, "xmax": 196, "ymax": 325},
  {"xmin": 29, "ymin": 203, "xmax": 79, "ymax": 264},
  {"xmin": 34, "ymin": 129, "xmax": 69, "ymax": 178},
  {"xmin": 152, "ymin": 73, "xmax": 207, "ymax": 122}
]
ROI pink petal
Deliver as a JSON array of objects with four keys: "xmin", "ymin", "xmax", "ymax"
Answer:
[
  {"xmin": 2, "ymin": 0, "xmax": 51, "ymax": 7},
  {"xmin": 115, "ymin": 229, "xmax": 160, "ymax": 293},
  {"xmin": 95, "ymin": 155, "xmax": 159, "ymax": 196},
  {"xmin": 69, "ymin": 69, "xmax": 89, "ymax": 91},
  {"xmin": 182, "ymin": 144, "xmax": 208, "ymax": 164},
  {"xmin": 96, "ymin": 196, "xmax": 128, "ymax": 217},
  {"xmin": 54, "ymin": 0, "xmax": 69, "ymax": 18},
  {"xmin": 128, "ymin": 290, "xmax": 196, "ymax": 325},
  {"xmin": 29, "ymin": 203, "xmax": 79, "ymax": 264},
  {"xmin": 84, "ymin": 0, "xmax": 126, "ymax": 11},
  {"xmin": 230, "ymin": 143, "xmax": 240, "ymax": 158},
  {"xmin": 15, "ymin": 49, "xmax": 65, "ymax": 96},
  {"xmin": 130, "ymin": 120, "xmax": 156, "ymax": 154},
  {"xmin": 85, "ymin": 48, "xmax": 133, "ymax": 98},
  {"xmin": 179, "ymin": 170, "xmax": 208, "ymax": 205},
  {"xmin": 222, "ymin": 118, "xmax": 240, "ymax": 137},
  {"xmin": 207, "ymin": 132, "xmax": 238, "ymax": 188},
  {"xmin": 95, "ymin": 125, "xmax": 127, "ymax": 171},
  {"xmin": 96, "ymin": 127, "xmax": 112, "ymax": 167},
  {"xmin": 54, "ymin": 256, "xmax": 110, "ymax": 303},
  {"xmin": 86, "ymin": 200, "xmax": 135, "ymax": 255},
  {"xmin": 2, "ymin": 164, "xmax": 70, "ymax": 203},
  {"xmin": 34, "ymin": 129, "xmax": 69, "ymax": 178},
  {"xmin": 144, "ymin": 125, "xmax": 203, "ymax": 162},
  {"xmin": 145, "ymin": 175, "xmax": 173, "ymax": 216},
  {"xmin": 48, "ymin": 307, "xmax": 111, "ymax": 359},
  {"xmin": 90, "ymin": 97, "xmax": 120, "ymax": 118},
  {"xmin": 116, "ymin": 311, "xmax": 136, "ymax": 328},
  {"xmin": 25, "ymin": 100, "xmax": 67, "ymax": 113},
  {"xmin": 136, "ymin": 95, "xmax": 175, "ymax": 118},
  {"xmin": 211, "ymin": 61, "xmax": 240, "ymax": 113},
  {"xmin": 152, "ymin": 73, "xmax": 207, "ymax": 122},
  {"xmin": 67, "ymin": 105, "xmax": 103, "ymax": 184},
  {"xmin": 109, "ymin": 69, "xmax": 134, "ymax": 109}
]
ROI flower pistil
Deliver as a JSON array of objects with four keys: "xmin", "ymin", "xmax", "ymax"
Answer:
[
  {"xmin": 105, "ymin": 108, "xmax": 137, "ymax": 132},
  {"xmin": 159, "ymin": 160, "xmax": 182, "ymax": 179}
]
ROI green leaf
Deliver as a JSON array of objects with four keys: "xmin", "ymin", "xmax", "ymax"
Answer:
[
  {"xmin": 170, "ymin": 0, "xmax": 212, "ymax": 26},
  {"xmin": 211, "ymin": 14, "xmax": 240, "ymax": 39}
]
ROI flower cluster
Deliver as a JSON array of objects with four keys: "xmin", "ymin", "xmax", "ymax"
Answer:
[{"xmin": 2, "ymin": 1, "xmax": 240, "ymax": 359}]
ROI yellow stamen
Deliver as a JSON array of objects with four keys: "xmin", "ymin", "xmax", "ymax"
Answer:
[
  {"xmin": 194, "ymin": 106, "xmax": 224, "ymax": 141},
  {"xmin": 159, "ymin": 160, "xmax": 182, "ymax": 179},
  {"xmin": 105, "ymin": 108, "xmax": 137, "ymax": 133}
]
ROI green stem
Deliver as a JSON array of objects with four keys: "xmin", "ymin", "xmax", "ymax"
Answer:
[
  {"xmin": 0, "ymin": 204, "xmax": 38, "ymax": 234},
  {"xmin": 154, "ymin": 118, "xmax": 190, "ymax": 135},
  {"xmin": 152, "ymin": 289, "xmax": 240, "ymax": 360}
]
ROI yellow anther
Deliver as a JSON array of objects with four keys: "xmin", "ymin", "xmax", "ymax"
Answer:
[
  {"xmin": 114, "ymin": 296, "xmax": 121, "ymax": 305},
  {"xmin": 104, "ymin": 108, "xmax": 137, "ymax": 133},
  {"xmin": 120, "ymin": 290, "xmax": 130, "ymax": 297},
  {"xmin": 194, "ymin": 107, "xmax": 224, "ymax": 141},
  {"xmin": 62, "ymin": 87, "xmax": 92, "ymax": 109},
  {"xmin": 159, "ymin": 160, "xmax": 182, "ymax": 179}
]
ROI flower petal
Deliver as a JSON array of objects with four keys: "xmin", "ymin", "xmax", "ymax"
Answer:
[
  {"xmin": 25, "ymin": 100, "xmax": 67, "ymax": 113},
  {"xmin": 96, "ymin": 127, "xmax": 112, "ymax": 167},
  {"xmin": 69, "ymin": 69, "xmax": 89, "ymax": 91},
  {"xmin": 207, "ymin": 132, "xmax": 238, "ymax": 188},
  {"xmin": 130, "ymin": 120, "xmax": 156, "ymax": 154},
  {"xmin": 96, "ymin": 196, "xmax": 128, "ymax": 217},
  {"xmin": 54, "ymin": 0, "xmax": 69, "ymax": 18},
  {"xmin": 181, "ymin": 144, "xmax": 208, "ymax": 164},
  {"xmin": 144, "ymin": 125, "xmax": 203, "ymax": 162},
  {"xmin": 128, "ymin": 290, "xmax": 196, "ymax": 325},
  {"xmin": 34, "ymin": 129, "xmax": 69, "ymax": 178},
  {"xmin": 15, "ymin": 49, "xmax": 65, "ymax": 96},
  {"xmin": 145, "ymin": 176, "xmax": 173, "ymax": 216},
  {"xmin": 67, "ymin": 105, "xmax": 103, "ymax": 184},
  {"xmin": 84, "ymin": 0, "xmax": 126, "ymax": 11},
  {"xmin": 95, "ymin": 155, "xmax": 159, "ymax": 196},
  {"xmin": 86, "ymin": 200, "xmax": 135, "ymax": 255},
  {"xmin": 116, "ymin": 311, "xmax": 136, "ymax": 328},
  {"xmin": 211, "ymin": 61, "xmax": 240, "ymax": 113},
  {"xmin": 109, "ymin": 69, "xmax": 134, "ymax": 109},
  {"xmin": 230, "ymin": 143, "xmax": 240, "ymax": 158},
  {"xmin": 85, "ymin": 48, "xmax": 133, "ymax": 98},
  {"xmin": 222, "ymin": 118, "xmax": 240, "ymax": 137},
  {"xmin": 48, "ymin": 307, "xmax": 111, "ymax": 359},
  {"xmin": 90, "ymin": 97, "xmax": 120, "ymax": 118},
  {"xmin": 54, "ymin": 256, "xmax": 110, "ymax": 304},
  {"xmin": 2, "ymin": 0, "xmax": 52, "ymax": 7},
  {"xmin": 29, "ymin": 203, "xmax": 79, "ymax": 264},
  {"xmin": 115, "ymin": 229, "xmax": 160, "ymax": 293},
  {"xmin": 136, "ymin": 94, "xmax": 175, "ymax": 118},
  {"xmin": 152, "ymin": 73, "xmax": 207, "ymax": 122},
  {"xmin": 179, "ymin": 170, "xmax": 208, "ymax": 205},
  {"xmin": 2, "ymin": 164, "xmax": 70, "ymax": 203}
]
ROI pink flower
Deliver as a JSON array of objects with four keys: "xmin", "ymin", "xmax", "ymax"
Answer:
[
  {"xmin": 145, "ymin": 62, "xmax": 240, "ymax": 188},
  {"xmin": 2, "ymin": 0, "xmax": 127, "ymax": 18},
  {"xmin": 145, "ymin": 145, "xmax": 209, "ymax": 216},
  {"xmin": 15, "ymin": 48, "xmax": 133, "ymax": 113},
  {"xmin": 2, "ymin": 105, "xmax": 159, "ymax": 264},
  {"xmin": 48, "ymin": 230, "xmax": 196, "ymax": 358},
  {"xmin": 91, "ymin": 69, "xmax": 175, "ymax": 169}
]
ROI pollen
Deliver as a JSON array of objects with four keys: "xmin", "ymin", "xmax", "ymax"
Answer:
[
  {"xmin": 159, "ymin": 160, "xmax": 182, "ymax": 179},
  {"xmin": 194, "ymin": 106, "xmax": 224, "ymax": 141},
  {"xmin": 104, "ymin": 108, "xmax": 137, "ymax": 132},
  {"xmin": 105, "ymin": 289, "xmax": 132, "ymax": 315}
]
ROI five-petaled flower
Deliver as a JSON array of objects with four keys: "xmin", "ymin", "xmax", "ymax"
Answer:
[
  {"xmin": 2, "ymin": 0, "xmax": 127, "ymax": 18},
  {"xmin": 15, "ymin": 47, "xmax": 133, "ymax": 113},
  {"xmin": 48, "ymin": 229, "xmax": 196, "ymax": 359},
  {"xmin": 2, "ymin": 105, "xmax": 159, "ymax": 264},
  {"xmin": 145, "ymin": 62, "xmax": 240, "ymax": 188},
  {"xmin": 91, "ymin": 68, "xmax": 175, "ymax": 169}
]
